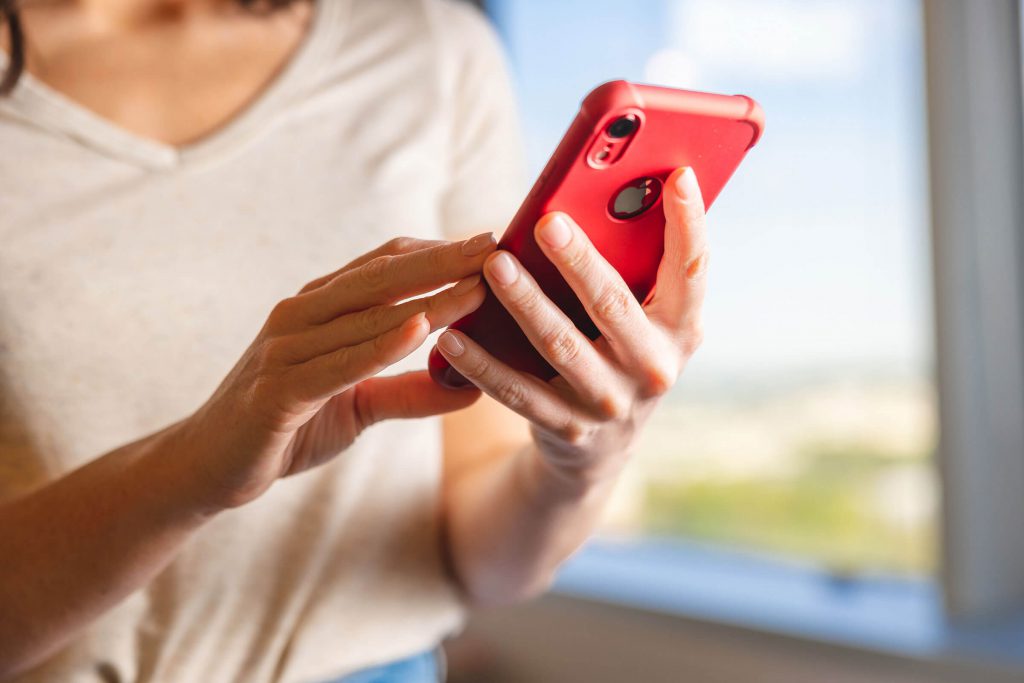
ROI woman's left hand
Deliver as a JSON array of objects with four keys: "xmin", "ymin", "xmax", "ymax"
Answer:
[{"xmin": 436, "ymin": 167, "xmax": 708, "ymax": 489}]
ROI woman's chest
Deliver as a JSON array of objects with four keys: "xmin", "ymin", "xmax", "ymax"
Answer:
[{"xmin": 0, "ymin": 108, "xmax": 449, "ymax": 465}]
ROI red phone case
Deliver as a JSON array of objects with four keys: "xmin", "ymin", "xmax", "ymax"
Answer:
[{"xmin": 429, "ymin": 80, "xmax": 764, "ymax": 388}]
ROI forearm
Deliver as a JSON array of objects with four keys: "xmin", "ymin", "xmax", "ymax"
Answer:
[
  {"xmin": 0, "ymin": 422, "xmax": 212, "ymax": 678},
  {"xmin": 443, "ymin": 441, "xmax": 617, "ymax": 606}
]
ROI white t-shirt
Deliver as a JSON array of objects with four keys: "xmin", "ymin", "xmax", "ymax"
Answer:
[{"xmin": 0, "ymin": 0, "xmax": 526, "ymax": 680}]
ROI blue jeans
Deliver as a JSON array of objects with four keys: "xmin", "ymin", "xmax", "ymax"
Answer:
[{"xmin": 326, "ymin": 650, "xmax": 442, "ymax": 683}]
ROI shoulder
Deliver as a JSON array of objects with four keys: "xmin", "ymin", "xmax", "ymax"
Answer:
[
  {"xmin": 424, "ymin": 0, "xmax": 502, "ymax": 48},
  {"xmin": 329, "ymin": 0, "xmax": 506, "ymax": 72},
  {"xmin": 340, "ymin": 0, "xmax": 497, "ymax": 40},
  {"xmin": 306, "ymin": 0, "xmax": 513, "ymax": 119},
  {"xmin": 427, "ymin": 0, "xmax": 509, "ymax": 76}
]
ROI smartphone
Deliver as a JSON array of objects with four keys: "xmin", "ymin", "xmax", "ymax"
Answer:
[{"xmin": 429, "ymin": 80, "xmax": 764, "ymax": 388}]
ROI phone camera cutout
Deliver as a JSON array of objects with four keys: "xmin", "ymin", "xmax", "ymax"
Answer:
[
  {"xmin": 606, "ymin": 114, "xmax": 639, "ymax": 139},
  {"xmin": 609, "ymin": 176, "xmax": 662, "ymax": 220},
  {"xmin": 588, "ymin": 112, "xmax": 641, "ymax": 167}
]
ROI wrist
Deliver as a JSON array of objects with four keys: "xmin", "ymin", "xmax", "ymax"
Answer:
[
  {"xmin": 134, "ymin": 418, "xmax": 228, "ymax": 522},
  {"xmin": 519, "ymin": 444, "xmax": 620, "ymax": 507}
]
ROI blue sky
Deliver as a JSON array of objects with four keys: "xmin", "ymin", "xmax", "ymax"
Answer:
[{"xmin": 487, "ymin": 0, "xmax": 932, "ymax": 384}]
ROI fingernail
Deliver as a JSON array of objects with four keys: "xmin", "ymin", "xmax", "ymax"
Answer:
[
  {"xmin": 487, "ymin": 251, "xmax": 519, "ymax": 286},
  {"xmin": 449, "ymin": 274, "xmax": 481, "ymax": 296},
  {"xmin": 537, "ymin": 214, "xmax": 572, "ymax": 249},
  {"xmin": 675, "ymin": 167, "xmax": 700, "ymax": 201},
  {"xmin": 462, "ymin": 232, "xmax": 496, "ymax": 257},
  {"xmin": 438, "ymin": 331, "xmax": 465, "ymax": 356}
]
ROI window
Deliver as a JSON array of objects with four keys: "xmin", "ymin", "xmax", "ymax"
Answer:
[{"xmin": 488, "ymin": 0, "xmax": 938, "ymax": 577}]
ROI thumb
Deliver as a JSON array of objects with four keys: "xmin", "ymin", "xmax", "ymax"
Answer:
[{"xmin": 354, "ymin": 370, "xmax": 481, "ymax": 428}]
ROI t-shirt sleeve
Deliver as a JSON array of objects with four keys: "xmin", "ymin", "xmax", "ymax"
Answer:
[{"xmin": 436, "ymin": 1, "xmax": 528, "ymax": 240}]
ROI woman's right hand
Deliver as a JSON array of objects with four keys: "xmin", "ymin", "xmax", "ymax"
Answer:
[{"xmin": 172, "ymin": 234, "xmax": 496, "ymax": 512}]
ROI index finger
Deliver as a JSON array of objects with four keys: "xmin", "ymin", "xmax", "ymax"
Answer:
[
  {"xmin": 297, "ymin": 236, "xmax": 447, "ymax": 295},
  {"xmin": 644, "ymin": 167, "xmax": 709, "ymax": 338},
  {"xmin": 303, "ymin": 232, "xmax": 496, "ymax": 323}
]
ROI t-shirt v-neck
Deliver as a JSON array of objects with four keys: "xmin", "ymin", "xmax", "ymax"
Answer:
[{"xmin": 0, "ymin": 0, "xmax": 348, "ymax": 170}]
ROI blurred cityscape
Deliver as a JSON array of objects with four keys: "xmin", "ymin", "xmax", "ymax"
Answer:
[{"xmin": 601, "ymin": 366, "xmax": 937, "ymax": 575}]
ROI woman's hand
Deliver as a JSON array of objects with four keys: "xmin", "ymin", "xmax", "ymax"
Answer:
[
  {"xmin": 436, "ymin": 168, "xmax": 707, "ymax": 490},
  {"xmin": 174, "ymin": 234, "xmax": 496, "ymax": 511}
]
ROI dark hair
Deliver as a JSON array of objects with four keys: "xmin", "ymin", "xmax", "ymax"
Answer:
[
  {"xmin": 0, "ymin": 1, "xmax": 24, "ymax": 95},
  {"xmin": 0, "ymin": 0, "xmax": 305, "ymax": 96}
]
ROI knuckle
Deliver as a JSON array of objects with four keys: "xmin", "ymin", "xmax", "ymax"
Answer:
[
  {"xmin": 493, "ymin": 378, "xmax": 529, "ymax": 411},
  {"xmin": 326, "ymin": 348, "xmax": 361, "ymax": 387},
  {"xmin": 384, "ymin": 236, "xmax": 417, "ymax": 254},
  {"xmin": 268, "ymin": 297, "xmax": 300, "ymax": 330},
  {"xmin": 359, "ymin": 303, "xmax": 395, "ymax": 335},
  {"xmin": 426, "ymin": 244, "xmax": 450, "ymax": 272},
  {"xmin": 685, "ymin": 249, "xmax": 710, "ymax": 280},
  {"xmin": 593, "ymin": 286, "xmax": 633, "ymax": 323},
  {"xmin": 638, "ymin": 360, "xmax": 677, "ymax": 398},
  {"xmin": 370, "ymin": 329, "xmax": 394, "ymax": 358},
  {"xmin": 558, "ymin": 420, "xmax": 591, "ymax": 447},
  {"xmin": 297, "ymin": 276, "xmax": 326, "ymax": 295},
  {"xmin": 594, "ymin": 392, "xmax": 628, "ymax": 422},
  {"xmin": 459, "ymin": 353, "xmax": 489, "ymax": 380},
  {"xmin": 541, "ymin": 327, "xmax": 582, "ymax": 366},
  {"xmin": 423, "ymin": 291, "xmax": 444, "ymax": 314},
  {"xmin": 563, "ymin": 243, "xmax": 592, "ymax": 273},
  {"xmin": 352, "ymin": 383, "xmax": 377, "ymax": 431},
  {"xmin": 360, "ymin": 255, "xmax": 394, "ymax": 290},
  {"xmin": 420, "ymin": 295, "xmax": 446, "ymax": 324},
  {"xmin": 508, "ymin": 285, "xmax": 542, "ymax": 315}
]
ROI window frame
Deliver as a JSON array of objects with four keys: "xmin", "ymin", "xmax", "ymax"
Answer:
[{"xmin": 923, "ymin": 0, "xmax": 1024, "ymax": 621}]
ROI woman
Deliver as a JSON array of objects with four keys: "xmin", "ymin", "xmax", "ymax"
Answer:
[{"xmin": 0, "ymin": 0, "xmax": 709, "ymax": 681}]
